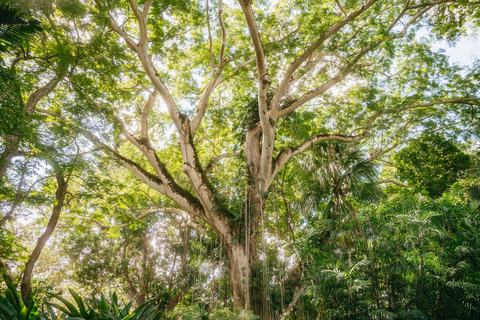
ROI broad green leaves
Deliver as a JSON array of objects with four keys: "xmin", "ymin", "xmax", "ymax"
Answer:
[{"xmin": 394, "ymin": 133, "xmax": 471, "ymax": 198}]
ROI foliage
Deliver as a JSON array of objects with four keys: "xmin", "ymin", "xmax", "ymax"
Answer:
[
  {"xmin": 45, "ymin": 290, "xmax": 161, "ymax": 320},
  {"xmin": 302, "ymin": 190, "xmax": 480, "ymax": 319},
  {"xmin": 0, "ymin": 63, "xmax": 30, "ymax": 142},
  {"xmin": 467, "ymin": 152, "xmax": 480, "ymax": 201},
  {"xmin": 166, "ymin": 303, "xmax": 258, "ymax": 320},
  {"xmin": 0, "ymin": 280, "xmax": 39, "ymax": 320},
  {"xmin": 0, "ymin": 227, "xmax": 26, "ymax": 264},
  {"xmin": 1, "ymin": 0, "xmax": 480, "ymax": 319},
  {"xmin": 394, "ymin": 133, "xmax": 471, "ymax": 198},
  {"xmin": 0, "ymin": 4, "xmax": 42, "ymax": 52},
  {"xmin": 299, "ymin": 142, "xmax": 384, "ymax": 221}
]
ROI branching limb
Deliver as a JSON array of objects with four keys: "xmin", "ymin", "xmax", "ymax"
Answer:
[
  {"xmin": 205, "ymin": 152, "xmax": 241, "ymax": 173},
  {"xmin": 237, "ymin": 0, "xmax": 274, "ymax": 189},
  {"xmin": 368, "ymin": 141, "xmax": 406, "ymax": 161},
  {"xmin": 271, "ymin": 0, "xmax": 380, "ymax": 116},
  {"xmin": 407, "ymin": 0, "xmax": 451, "ymax": 9},
  {"xmin": 280, "ymin": 284, "xmax": 306, "ymax": 319},
  {"xmin": 98, "ymin": 0, "xmax": 184, "ymax": 135},
  {"xmin": 0, "ymin": 72, "xmax": 66, "ymax": 180},
  {"xmin": 206, "ymin": 0, "xmax": 215, "ymax": 71},
  {"xmin": 364, "ymin": 98, "xmax": 480, "ymax": 129},
  {"xmin": 276, "ymin": 4, "xmax": 436, "ymax": 120},
  {"xmin": 35, "ymin": 108, "xmax": 205, "ymax": 220},
  {"xmin": 270, "ymin": 97, "xmax": 479, "ymax": 189},
  {"xmin": 218, "ymin": 0, "xmax": 227, "ymax": 66},
  {"xmin": 276, "ymin": 49, "xmax": 369, "ymax": 119},
  {"xmin": 269, "ymin": 132, "xmax": 370, "ymax": 189},
  {"xmin": 21, "ymin": 165, "xmax": 68, "ymax": 302},
  {"xmin": 335, "ymin": 0, "xmax": 347, "ymax": 17},
  {"xmin": 191, "ymin": 74, "xmax": 223, "ymax": 135},
  {"xmin": 386, "ymin": 0, "xmax": 411, "ymax": 32},
  {"xmin": 78, "ymin": 208, "xmax": 206, "ymax": 233},
  {"xmin": 140, "ymin": 89, "xmax": 158, "ymax": 140},
  {"xmin": 191, "ymin": 0, "xmax": 230, "ymax": 136}
]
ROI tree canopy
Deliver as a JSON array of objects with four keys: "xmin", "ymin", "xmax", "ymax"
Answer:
[
  {"xmin": 394, "ymin": 133, "xmax": 471, "ymax": 198},
  {"xmin": 1, "ymin": 0, "xmax": 480, "ymax": 319}
]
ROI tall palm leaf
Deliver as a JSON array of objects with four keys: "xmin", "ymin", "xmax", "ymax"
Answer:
[
  {"xmin": 0, "ymin": 5, "xmax": 42, "ymax": 53},
  {"xmin": 301, "ymin": 142, "xmax": 384, "ymax": 221}
]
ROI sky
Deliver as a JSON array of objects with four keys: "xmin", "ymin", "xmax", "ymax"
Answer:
[{"xmin": 432, "ymin": 35, "xmax": 480, "ymax": 67}]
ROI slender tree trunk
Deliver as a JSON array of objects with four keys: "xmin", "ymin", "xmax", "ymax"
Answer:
[
  {"xmin": 20, "ymin": 172, "xmax": 67, "ymax": 302},
  {"xmin": 0, "ymin": 167, "xmax": 25, "ymax": 227},
  {"xmin": 136, "ymin": 242, "xmax": 148, "ymax": 306}
]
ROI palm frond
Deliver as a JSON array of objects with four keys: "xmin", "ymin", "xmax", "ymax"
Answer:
[{"xmin": 0, "ymin": 5, "xmax": 42, "ymax": 52}]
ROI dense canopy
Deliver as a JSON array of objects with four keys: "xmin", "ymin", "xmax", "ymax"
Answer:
[{"xmin": 1, "ymin": 0, "xmax": 480, "ymax": 319}]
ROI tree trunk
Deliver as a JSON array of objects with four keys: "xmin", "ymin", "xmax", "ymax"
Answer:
[
  {"xmin": 223, "ymin": 182, "xmax": 264, "ymax": 312},
  {"xmin": 225, "ymin": 239, "xmax": 250, "ymax": 308},
  {"xmin": 20, "ymin": 172, "xmax": 67, "ymax": 302}
]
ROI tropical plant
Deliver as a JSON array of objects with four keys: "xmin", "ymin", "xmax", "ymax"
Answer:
[
  {"xmin": 166, "ymin": 303, "xmax": 258, "ymax": 320},
  {"xmin": 0, "ymin": 5, "xmax": 42, "ymax": 52},
  {"xmin": 302, "ymin": 190, "xmax": 480, "ymax": 319},
  {"xmin": 0, "ymin": 280, "xmax": 39, "ymax": 320},
  {"xmin": 1, "ymin": 0, "xmax": 480, "ymax": 317},
  {"xmin": 394, "ymin": 133, "xmax": 471, "ymax": 198},
  {"xmin": 45, "ymin": 290, "xmax": 161, "ymax": 320},
  {"xmin": 300, "ymin": 141, "xmax": 384, "ymax": 221}
]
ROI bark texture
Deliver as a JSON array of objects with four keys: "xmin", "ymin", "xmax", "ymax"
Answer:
[{"xmin": 20, "ymin": 172, "xmax": 68, "ymax": 302}]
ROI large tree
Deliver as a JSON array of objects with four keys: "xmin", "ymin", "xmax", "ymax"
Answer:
[{"xmin": 3, "ymin": 0, "xmax": 480, "ymax": 315}]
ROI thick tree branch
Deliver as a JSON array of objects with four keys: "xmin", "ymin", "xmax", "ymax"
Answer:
[
  {"xmin": 270, "ymin": 97, "xmax": 479, "ymax": 189},
  {"xmin": 190, "ymin": 2, "xmax": 233, "ymax": 136},
  {"xmin": 115, "ymin": 2, "xmax": 226, "ymax": 221},
  {"xmin": 191, "ymin": 73, "xmax": 223, "ymax": 136},
  {"xmin": 25, "ymin": 73, "xmax": 65, "ymax": 115},
  {"xmin": 280, "ymin": 284, "xmax": 306, "ymax": 319},
  {"xmin": 35, "ymin": 108, "xmax": 206, "ymax": 221},
  {"xmin": 101, "ymin": 0, "xmax": 184, "ymax": 136},
  {"xmin": 218, "ymin": 0, "xmax": 227, "ymax": 66},
  {"xmin": 269, "ymin": 132, "xmax": 370, "ymax": 189},
  {"xmin": 276, "ymin": 49, "xmax": 369, "ymax": 119},
  {"xmin": 0, "ymin": 72, "xmax": 65, "ymax": 180},
  {"xmin": 238, "ymin": 0, "xmax": 273, "ymax": 189},
  {"xmin": 276, "ymin": 4, "xmax": 435, "ymax": 120},
  {"xmin": 205, "ymin": 152, "xmax": 241, "ymax": 173},
  {"xmin": 271, "ymin": 0, "xmax": 380, "ymax": 116},
  {"xmin": 387, "ymin": 0, "xmax": 411, "ymax": 32},
  {"xmin": 206, "ymin": 0, "xmax": 215, "ymax": 71}
]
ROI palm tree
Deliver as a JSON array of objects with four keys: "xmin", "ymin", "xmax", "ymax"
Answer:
[
  {"xmin": 0, "ymin": 5, "xmax": 42, "ymax": 53},
  {"xmin": 301, "ymin": 141, "xmax": 384, "ymax": 223}
]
